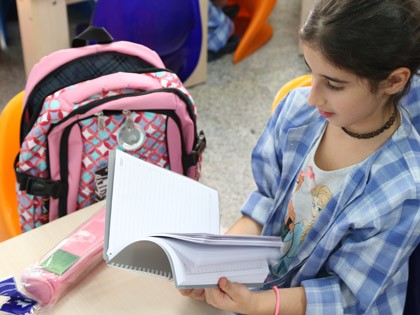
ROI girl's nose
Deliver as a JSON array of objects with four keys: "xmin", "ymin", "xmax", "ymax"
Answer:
[{"xmin": 307, "ymin": 79, "xmax": 324, "ymax": 107}]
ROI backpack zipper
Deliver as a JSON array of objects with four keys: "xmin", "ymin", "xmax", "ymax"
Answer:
[
  {"xmin": 49, "ymin": 88, "xmax": 197, "ymax": 135},
  {"xmin": 56, "ymin": 108, "xmax": 184, "ymax": 218},
  {"xmin": 21, "ymin": 51, "xmax": 172, "ymax": 143}
]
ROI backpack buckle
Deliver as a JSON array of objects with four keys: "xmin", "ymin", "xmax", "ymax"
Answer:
[
  {"xmin": 17, "ymin": 172, "xmax": 67, "ymax": 199},
  {"xmin": 194, "ymin": 130, "xmax": 206, "ymax": 155},
  {"xmin": 182, "ymin": 131, "xmax": 206, "ymax": 170}
]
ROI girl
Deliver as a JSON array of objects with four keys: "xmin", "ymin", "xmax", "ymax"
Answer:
[{"xmin": 181, "ymin": 0, "xmax": 420, "ymax": 314}]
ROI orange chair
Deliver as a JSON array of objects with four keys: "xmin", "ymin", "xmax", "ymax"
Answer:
[
  {"xmin": 231, "ymin": 0, "xmax": 277, "ymax": 63},
  {"xmin": 0, "ymin": 91, "xmax": 24, "ymax": 241},
  {"xmin": 271, "ymin": 74, "xmax": 312, "ymax": 113}
]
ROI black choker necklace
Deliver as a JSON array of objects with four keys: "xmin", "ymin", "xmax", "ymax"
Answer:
[{"xmin": 341, "ymin": 108, "xmax": 398, "ymax": 139}]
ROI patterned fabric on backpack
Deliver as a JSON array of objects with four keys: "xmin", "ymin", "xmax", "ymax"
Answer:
[{"xmin": 16, "ymin": 36, "xmax": 206, "ymax": 232}]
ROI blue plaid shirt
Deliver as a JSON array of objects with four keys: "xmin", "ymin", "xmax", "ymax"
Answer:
[
  {"xmin": 207, "ymin": 1, "xmax": 233, "ymax": 52},
  {"xmin": 241, "ymin": 86, "xmax": 420, "ymax": 314}
]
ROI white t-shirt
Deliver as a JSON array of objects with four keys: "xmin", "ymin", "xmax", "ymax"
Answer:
[{"xmin": 274, "ymin": 133, "xmax": 356, "ymax": 275}]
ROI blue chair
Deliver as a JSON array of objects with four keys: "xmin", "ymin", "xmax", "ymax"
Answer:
[
  {"xmin": 404, "ymin": 244, "xmax": 420, "ymax": 314},
  {"xmin": 91, "ymin": 0, "xmax": 203, "ymax": 83}
]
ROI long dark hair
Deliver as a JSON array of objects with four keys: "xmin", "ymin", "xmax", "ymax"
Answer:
[{"xmin": 300, "ymin": 0, "xmax": 420, "ymax": 105}]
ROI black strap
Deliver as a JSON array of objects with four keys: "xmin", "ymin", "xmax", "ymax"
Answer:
[
  {"xmin": 16, "ymin": 172, "xmax": 67, "ymax": 199},
  {"xmin": 72, "ymin": 26, "xmax": 113, "ymax": 48},
  {"xmin": 183, "ymin": 130, "xmax": 207, "ymax": 169}
]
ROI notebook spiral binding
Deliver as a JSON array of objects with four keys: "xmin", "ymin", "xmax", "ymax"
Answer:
[{"xmin": 109, "ymin": 262, "xmax": 173, "ymax": 280}]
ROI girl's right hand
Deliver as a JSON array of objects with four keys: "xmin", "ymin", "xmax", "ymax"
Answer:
[{"xmin": 179, "ymin": 288, "xmax": 206, "ymax": 302}]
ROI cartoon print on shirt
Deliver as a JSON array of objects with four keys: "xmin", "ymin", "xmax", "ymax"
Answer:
[
  {"xmin": 280, "ymin": 166, "xmax": 314, "ymax": 239},
  {"xmin": 300, "ymin": 184, "xmax": 332, "ymax": 243},
  {"xmin": 273, "ymin": 167, "xmax": 332, "ymax": 276},
  {"xmin": 281, "ymin": 173, "xmax": 304, "ymax": 238}
]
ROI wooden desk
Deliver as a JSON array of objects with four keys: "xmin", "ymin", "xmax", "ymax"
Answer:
[{"xmin": 0, "ymin": 201, "xmax": 232, "ymax": 314}]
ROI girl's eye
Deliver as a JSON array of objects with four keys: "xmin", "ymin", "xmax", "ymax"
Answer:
[{"xmin": 326, "ymin": 81, "xmax": 344, "ymax": 91}]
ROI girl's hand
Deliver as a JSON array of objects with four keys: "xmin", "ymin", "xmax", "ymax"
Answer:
[
  {"xmin": 179, "ymin": 288, "xmax": 206, "ymax": 302},
  {"xmin": 181, "ymin": 279, "xmax": 307, "ymax": 315},
  {"xmin": 204, "ymin": 277, "xmax": 257, "ymax": 314},
  {"xmin": 179, "ymin": 278, "xmax": 255, "ymax": 313}
]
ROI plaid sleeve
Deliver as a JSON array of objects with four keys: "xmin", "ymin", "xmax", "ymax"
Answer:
[
  {"xmin": 241, "ymin": 88, "xmax": 312, "ymax": 227},
  {"xmin": 240, "ymin": 96, "xmax": 291, "ymax": 226},
  {"xmin": 301, "ymin": 277, "xmax": 344, "ymax": 314},
  {"xmin": 207, "ymin": 1, "xmax": 233, "ymax": 52},
  {"xmin": 240, "ymin": 120, "xmax": 281, "ymax": 225},
  {"xmin": 302, "ymin": 194, "xmax": 420, "ymax": 314}
]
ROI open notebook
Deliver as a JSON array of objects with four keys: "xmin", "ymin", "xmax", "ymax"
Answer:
[{"xmin": 104, "ymin": 150, "xmax": 282, "ymax": 288}]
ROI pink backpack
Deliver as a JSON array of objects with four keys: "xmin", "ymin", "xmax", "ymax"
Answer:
[{"xmin": 15, "ymin": 27, "xmax": 206, "ymax": 232}]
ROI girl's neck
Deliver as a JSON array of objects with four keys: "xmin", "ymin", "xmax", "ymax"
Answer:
[
  {"xmin": 314, "ymin": 112, "xmax": 401, "ymax": 171},
  {"xmin": 341, "ymin": 107, "xmax": 398, "ymax": 139}
]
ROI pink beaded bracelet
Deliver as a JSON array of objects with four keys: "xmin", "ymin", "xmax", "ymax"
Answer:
[{"xmin": 272, "ymin": 286, "xmax": 280, "ymax": 315}]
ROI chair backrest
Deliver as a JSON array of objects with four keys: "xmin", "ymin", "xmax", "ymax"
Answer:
[
  {"xmin": 231, "ymin": 0, "xmax": 277, "ymax": 64},
  {"xmin": 272, "ymin": 75, "xmax": 420, "ymax": 314},
  {"xmin": 271, "ymin": 74, "xmax": 311, "ymax": 114},
  {"xmin": 91, "ymin": 0, "xmax": 203, "ymax": 83},
  {"xmin": 0, "ymin": 91, "xmax": 24, "ymax": 241}
]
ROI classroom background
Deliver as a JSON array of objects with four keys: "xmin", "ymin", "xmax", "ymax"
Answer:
[{"xmin": 0, "ymin": 0, "xmax": 308, "ymax": 232}]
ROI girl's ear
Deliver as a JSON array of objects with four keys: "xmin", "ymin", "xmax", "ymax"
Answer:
[{"xmin": 384, "ymin": 67, "xmax": 411, "ymax": 95}]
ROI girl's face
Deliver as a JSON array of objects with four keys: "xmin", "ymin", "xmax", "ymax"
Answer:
[{"xmin": 303, "ymin": 44, "xmax": 393, "ymax": 133}]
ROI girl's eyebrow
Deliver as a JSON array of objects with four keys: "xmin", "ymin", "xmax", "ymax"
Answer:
[
  {"xmin": 304, "ymin": 59, "xmax": 350, "ymax": 84},
  {"xmin": 321, "ymin": 74, "xmax": 350, "ymax": 84}
]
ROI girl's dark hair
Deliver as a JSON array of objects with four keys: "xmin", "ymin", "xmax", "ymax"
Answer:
[{"xmin": 300, "ymin": 0, "xmax": 420, "ymax": 105}]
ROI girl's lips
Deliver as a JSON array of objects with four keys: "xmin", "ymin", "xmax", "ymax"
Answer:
[{"xmin": 318, "ymin": 109, "xmax": 334, "ymax": 118}]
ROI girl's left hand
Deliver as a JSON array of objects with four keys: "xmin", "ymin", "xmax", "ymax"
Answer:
[{"xmin": 204, "ymin": 277, "xmax": 257, "ymax": 314}]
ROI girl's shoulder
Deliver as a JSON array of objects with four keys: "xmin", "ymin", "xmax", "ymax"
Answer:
[{"xmin": 373, "ymin": 110, "xmax": 420, "ymax": 196}]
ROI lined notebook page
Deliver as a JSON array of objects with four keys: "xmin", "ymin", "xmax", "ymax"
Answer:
[{"xmin": 106, "ymin": 150, "xmax": 219, "ymax": 260}]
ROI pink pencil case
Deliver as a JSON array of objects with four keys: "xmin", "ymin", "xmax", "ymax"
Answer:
[{"xmin": 21, "ymin": 207, "xmax": 106, "ymax": 308}]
